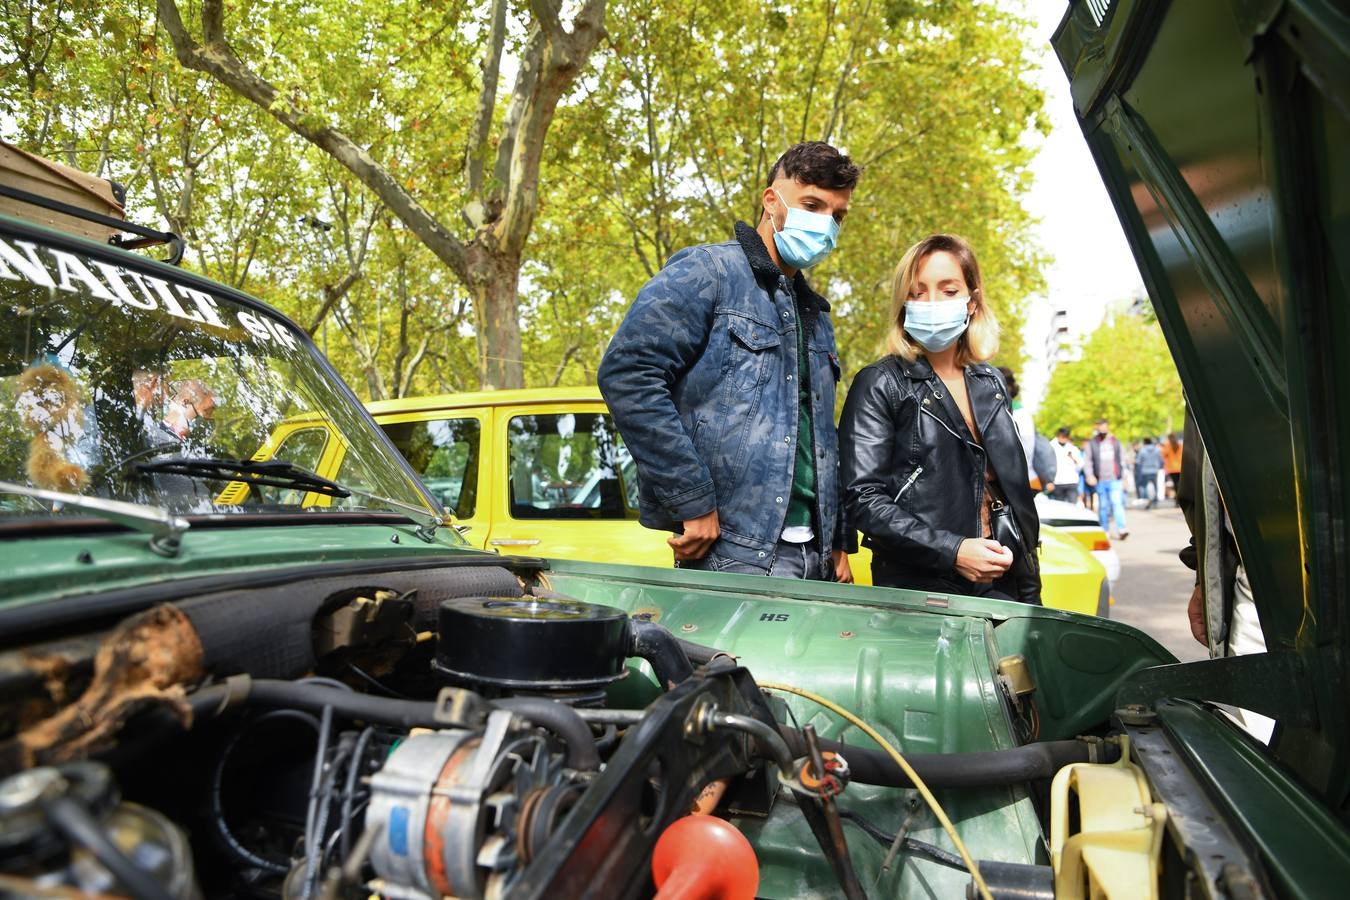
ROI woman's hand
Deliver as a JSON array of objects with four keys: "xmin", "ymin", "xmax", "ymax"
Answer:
[
  {"xmin": 832, "ymin": 550, "xmax": 854, "ymax": 584},
  {"xmin": 955, "ymin": 538, "xmax": 1014, "ymax": 583}
]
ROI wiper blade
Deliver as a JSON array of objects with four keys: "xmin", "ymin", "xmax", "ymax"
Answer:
[
  {"xmin": 135, "ymin": 457, "xmax": 351, "ymax": 498},
  {"xmin": 134, "ymin": 457, "xmax": 445, "ymax": 542},
  {"xmin": 0, "ymin": 480, "xmax": 189, "ymax": 557}
]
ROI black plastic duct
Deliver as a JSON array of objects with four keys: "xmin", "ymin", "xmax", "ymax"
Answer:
[{"xmin": 178, "ymin": 564, "xmax": 522, "ymax": 679}]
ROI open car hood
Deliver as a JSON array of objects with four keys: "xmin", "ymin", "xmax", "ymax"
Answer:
[{"xmin": 1054, "ymin": 0, "xmax": 1349, "ymax": 816}]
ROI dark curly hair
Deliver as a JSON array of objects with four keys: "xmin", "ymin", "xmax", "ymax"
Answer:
[{"xmin": 766, "ymin": 141, "xmax": 860, "ymax": 190}]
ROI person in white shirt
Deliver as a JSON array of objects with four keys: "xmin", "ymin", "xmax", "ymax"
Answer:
[{"xmin": 1052, "ymin": 427, "xmax": 1082, "ymax": 505}]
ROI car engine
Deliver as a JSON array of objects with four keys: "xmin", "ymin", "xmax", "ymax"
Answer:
[
  {"xmin": 0, "ymin": 559, "xmax": 1117, "ymax": 899},
  {"xmin": 0, "ymin": 560, "xmax": 832, "ymax": 899}
]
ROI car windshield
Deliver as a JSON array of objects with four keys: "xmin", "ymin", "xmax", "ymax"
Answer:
[{"xmin": 0, "ymin": 231, "xmax": 438, "ymax": 524}]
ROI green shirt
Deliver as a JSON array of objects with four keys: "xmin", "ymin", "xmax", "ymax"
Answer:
[{"xmin": 786, "ymin": 310, "xmax": 816, "ymax": 530}]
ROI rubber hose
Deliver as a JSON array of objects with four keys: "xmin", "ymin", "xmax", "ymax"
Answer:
[
  {"xmin": 778, "ymin": 730, "xmax": 1118, "ymax": 788},
  {"xmin": 44, "ymin": 796, "xmax": 178, "ymax": 900},
  {"xmin": 674, "ymin": 637, "xmax": 734, "ymax": 666},
  {"xmin": 188, "ymin": 680, "xmax": 599, "ymax": 771},
  {"xmin": 627, "ymin": 620, "xmax": 695, "ymax": 688},
  {"xmin": 494, "ymin": 697, "xmax": 600, "ymax": 771}
]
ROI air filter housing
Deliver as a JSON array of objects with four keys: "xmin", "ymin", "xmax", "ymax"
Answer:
[{"xmin": 432, "ymin": 596, "xmax": 629, "ymax": 702}]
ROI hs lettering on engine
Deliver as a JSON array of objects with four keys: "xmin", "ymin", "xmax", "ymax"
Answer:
[{"xmin": 759, "ymin": 613, "xmax": 790, "ymax": 622}]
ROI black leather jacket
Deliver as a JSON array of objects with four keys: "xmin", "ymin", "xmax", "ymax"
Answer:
[{"xmin": 840, "ymin": 355, "xmax": 1042, "ymax": 602}]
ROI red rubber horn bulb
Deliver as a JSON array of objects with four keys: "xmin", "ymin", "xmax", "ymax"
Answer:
[{"xmin": 651, "ymin": 815, "xmax": 760, "ymax": 900}]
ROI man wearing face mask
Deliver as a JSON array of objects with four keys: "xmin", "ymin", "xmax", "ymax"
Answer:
[{"xmin": 599, "ymin": 142, "xmax": 859, "ymax": 581}]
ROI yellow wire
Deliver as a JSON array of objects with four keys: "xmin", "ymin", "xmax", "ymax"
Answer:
[{"xmin": 758, "ymin": 681, "xmax": 995, "ymax": 900}]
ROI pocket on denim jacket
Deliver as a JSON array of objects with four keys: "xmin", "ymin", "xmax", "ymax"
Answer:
[{"xmin": 727, "ymin": 318, "xmax": 782, "ymax": 391}]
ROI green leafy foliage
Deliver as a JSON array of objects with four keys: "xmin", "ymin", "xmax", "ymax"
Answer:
[
  {"xmin": 1036, "ymin": 311, "xmax": 1185, "ymax": 441},
  {"xmin": 2, "ymin": 0, "xmax": 1047, "ymax": 399}
]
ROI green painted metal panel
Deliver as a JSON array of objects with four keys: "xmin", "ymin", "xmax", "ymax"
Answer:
[
  {"xmin": 1054, "ymin": 0, "xmax": 1350, "ymax": 815},
  {"xmin": 1156, "ymin": 699, "xmax": 1350, "ymax": 899},
  {"xmin": 546, "ymin": 561, "xmax": 1172, "ymax": 896},
  {"xmin": 0, "ymin": 524, "xmax": 486, "ymax": 607}
]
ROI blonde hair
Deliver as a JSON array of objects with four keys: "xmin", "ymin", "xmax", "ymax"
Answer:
[{"xmin": 886, "ymin": 234, "xmax": 1000, "ymax": 366}]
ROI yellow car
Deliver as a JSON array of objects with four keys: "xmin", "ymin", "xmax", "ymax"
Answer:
[{"xmin": 356, "ymin": 387, "xmax": 1109, "ymax": 616}]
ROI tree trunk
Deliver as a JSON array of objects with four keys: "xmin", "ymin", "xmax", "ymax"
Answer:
[
  {"xmin": 156, "ymin": 0, "xmax": 605, "ymax": 392},
  {"xmin": 470, "ymin": 252, "xmax": 524, "ymax": 389}
]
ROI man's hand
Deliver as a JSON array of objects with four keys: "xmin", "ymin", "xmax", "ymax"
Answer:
[
  {"xmin": 1187, "ymin": 584, "xmax": 1207, "ymax": 645},
  {"xmin": 832, "ymin": 549, "xmax": 853, "ymax": 584},
  {"xmin": 669, "ymin": 509, "xmax": 720, "ymax": 561},
  {"xmin": 954, "ymin": 538, "xmax": 1014, "ymax": 583},
  {"xmin": 1085, "ymin": 475, "xmax": 1098, "ymax": 487}
]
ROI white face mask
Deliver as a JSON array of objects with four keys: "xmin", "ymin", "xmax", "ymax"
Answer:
[
  {"xmin": 769, "ymin": 189, "xmax": 840, "ymax": 269},
  {"xmin": 904, "ymin": 297, "xmax": 971, "ymax": 352}
]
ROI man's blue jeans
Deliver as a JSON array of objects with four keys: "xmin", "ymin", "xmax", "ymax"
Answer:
[{"xmin": 1096, "ymin": 479, "xmax": 1128, "ymax": 533}]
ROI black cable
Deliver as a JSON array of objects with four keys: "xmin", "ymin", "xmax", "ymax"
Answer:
[
  {"xmin": 44, "ymin": 796, "xmax": 177, "ymax": 900},
  {"xmin": 777, "ymin": 728, "xmax": 1119, "ymax": 789},
  {"xmin": 837, "ymin": 809, "xmax": 967, "ymax": 871},
  {"xmin": 346, "ymin": 663, "xmax": 409, "ymax": 698},
  {"xmin": 593, "ymin": 723, "xmax": 620, "ymax": 755},
  {"xmin": 298, "ymin": 676, "xmax": 355, "ymax": 693},
  {"xmin": 189, "ymin": 679, "xmax": 601, "ymax": 769},
  {"xmin": 489, "ymin": 697, "xmax": 599, "ymax": 771},
  {"xmin": 210, "ymin": 709, "xmax": 317, "ymax": 875},
  {"xmin": 305, "ymin": 741, "xmax": 352, "ymax": 900},
  {"xmin": 340, "ymin": 727, "xmax": 376, "ymax": 862},
  {"xmin": 301, "ymin": 706, "xmax": 337, "ymax": 900}
]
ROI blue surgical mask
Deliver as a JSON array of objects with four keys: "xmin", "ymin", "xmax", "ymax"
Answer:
[
  {"xmin": 770, "ymin": 190, "xmax": 839, "ymax": 269},
  {"xmin": 904, "ymin": 298, "xmax": 971, "ymax": 352}
]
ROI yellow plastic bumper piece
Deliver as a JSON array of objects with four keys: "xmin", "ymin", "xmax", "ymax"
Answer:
[{"xmin": 1049, "ymin": 736, "xmax": 1167, "ymax": 899}]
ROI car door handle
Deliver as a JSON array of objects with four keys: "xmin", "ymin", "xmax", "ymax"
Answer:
[{"xmin": 489, "ymin": 538, "xmax": 540, "ymax": 547}]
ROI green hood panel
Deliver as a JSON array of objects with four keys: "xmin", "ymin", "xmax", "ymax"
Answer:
[
  {"xmin": 542, "ymin": 560, "xmax": 1173, "ymax": 897},
  {"xmin": 545, "ymin": 559, "xmax": 1174, "ymax": 745},
  {"xmin": 0, "ymin": 524, "xmax": 490, "ymax": 611},
  {"xmin": 1054, "ymin": 0, "xmax": 1349, "ymax": 815}
]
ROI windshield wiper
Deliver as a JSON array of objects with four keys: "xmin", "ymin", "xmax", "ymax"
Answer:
[
  {"xmin": 0, "ymin": 480, "xmax": 190, "ymax": 557},
  {"xmin": 134, "ymin": 457, "xmax": 445, "ymax": 542},
  {"xmin": 135, "ymin": 457, "xmax": 351, "ymax": 498}
]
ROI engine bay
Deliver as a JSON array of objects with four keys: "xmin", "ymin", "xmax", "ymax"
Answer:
[{"xmin": 0, "ymin": 558, "xmax": 1166, "ymax": 899}]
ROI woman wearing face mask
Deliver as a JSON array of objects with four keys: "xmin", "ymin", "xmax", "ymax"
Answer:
[{"xmin": 839, "ymin": 234, "xmax": 1041, "ymax": 603}]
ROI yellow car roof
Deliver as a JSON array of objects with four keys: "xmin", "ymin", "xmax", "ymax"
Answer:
[{"xmin": 366, "ymin": 386, "xmax": 604, "ymax": 415}]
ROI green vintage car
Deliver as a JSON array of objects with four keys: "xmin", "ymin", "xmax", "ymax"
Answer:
[{"xmin": 0, "ymin": 0, "xmax": 1346, "ymax": 896}]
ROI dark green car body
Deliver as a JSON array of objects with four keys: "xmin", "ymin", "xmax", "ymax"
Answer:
[
  {"xmin": 1053, "ymin": 0, "xmax": 1350, "ymax": 889},
  {"xmin": 0, "ymin": 0, "xmax": 1346, "ymax": 895}
]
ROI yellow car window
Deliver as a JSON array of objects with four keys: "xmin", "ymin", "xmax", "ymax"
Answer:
[
  {"xmin": 376, "ymin": 418, "xmax": 481, "ymax": 520},
  {"xmin": 506, "ymin": 413, "xmax": 636, "ymax": 520}
]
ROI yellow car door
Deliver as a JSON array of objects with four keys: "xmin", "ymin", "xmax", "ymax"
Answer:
[
  {"xmin": 215, "ymin": 419, "xmax": 345, "ymax": 508},
  {"xmin": 483, "ymin": 401, "xmax": 671, "ymax": 566},
  {"xmin": 367, "ymin": 409, "xmax": 491, "ymax": 549}
]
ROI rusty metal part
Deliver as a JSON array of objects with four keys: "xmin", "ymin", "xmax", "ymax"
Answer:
[
  {"xmin": 803, "ymin": 725, "xmax": 865, "ymax": 900},
  {"xmin": 690, "ymin": 778, "xmax": 730, "ymax": 815},
  {"xmin": 7, "ymin": 605, "xmax": 205, "ymax": 770}
]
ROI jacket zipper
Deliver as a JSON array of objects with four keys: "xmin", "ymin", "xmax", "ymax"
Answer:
[{"xmin": 895, "ymin": 465, "xmax": 924, "ymax": 502}]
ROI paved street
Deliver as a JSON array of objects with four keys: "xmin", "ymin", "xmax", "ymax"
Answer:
[{"xmin": 1101, "ymin": 502, "xmax": 1208, "ymax": 663}]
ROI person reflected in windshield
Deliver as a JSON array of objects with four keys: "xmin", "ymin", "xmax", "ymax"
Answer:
[
  {"xmin": 162, "ymin": 379, "xmax": 216, "ymax": 441},
  {"xmin": 839, "ymin": 234, "xmax": 1042, "ymax": 603},
  {"xmin": 132, "ymin": 369, "xmax": 169, "ymax": 419}
]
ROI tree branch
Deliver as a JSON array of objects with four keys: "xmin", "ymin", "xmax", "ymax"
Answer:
[
  {"xmin": 156, "ymin": 0, "xmax": 470, "ymax": 281},
  {"xmin": 494, "ymin": 0, "xmax": 608, "ymax": 258},
  {"xmin": 463, "ymin": 0, "xmax": 507, "ymax": 214},
  {"xmin": 550, "ymin": 343, "xmax": 581, "ymax": 386}
]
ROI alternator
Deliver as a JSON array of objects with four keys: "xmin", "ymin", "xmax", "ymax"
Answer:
[{"xmin": 365, "ymin": 709, "xmax": 576, "ymax": 899}]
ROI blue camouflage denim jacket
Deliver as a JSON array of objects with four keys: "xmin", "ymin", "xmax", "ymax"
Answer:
[{"xmin": 598, "ymin": 223, "xmax": 848, "ymax": 570}]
